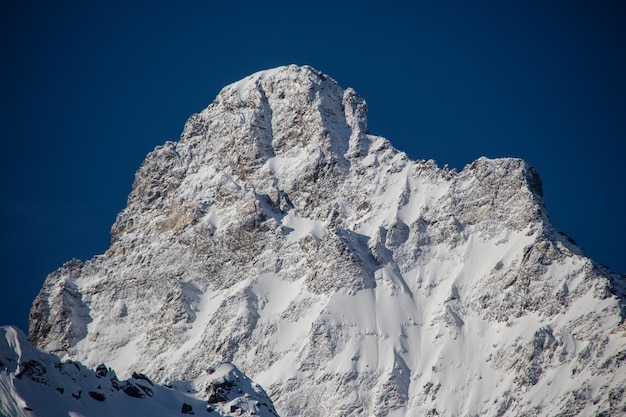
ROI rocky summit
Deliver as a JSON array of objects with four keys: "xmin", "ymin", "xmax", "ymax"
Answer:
[{"xmin": 23, "ymin": 65, "xmax": 626, "ymax": 416}]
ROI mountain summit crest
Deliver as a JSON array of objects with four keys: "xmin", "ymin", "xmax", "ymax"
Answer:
[{"xmin": 181, "ymin": 64, "xmax": 370, "ymax": 174}]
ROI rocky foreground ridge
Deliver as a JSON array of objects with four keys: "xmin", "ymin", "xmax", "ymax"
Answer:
[
  {"xmin": 26, "ymin": 65, "xmax": 626, "ymax": 416},
  {"xmin": 0, "ymin": 326, "xmax": 278, "ymax": 417}
]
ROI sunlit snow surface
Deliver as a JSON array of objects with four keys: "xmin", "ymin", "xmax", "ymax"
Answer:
[
  {"xmin": 27, "ymin": 65, "xmax": 626, "ymax": 416},
  {"xmin": 0, "ymin": 326, "xmax": 278, "ymax": 417}
]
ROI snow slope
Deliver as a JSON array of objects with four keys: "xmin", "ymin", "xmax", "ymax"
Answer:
[
  {"xmin": 29, "ymin": 65, "xmax": 626, "ymax": 416},
  {"xmin": 0, "ymin": 326, "xmax": 278, "ymax": 417}
]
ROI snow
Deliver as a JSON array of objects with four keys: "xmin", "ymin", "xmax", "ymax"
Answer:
[
  {"xmin": 254, "ymin": 351, "xmax": 299, "ymax": 386},
  {"xmin": 281, "ymin": 211, "xmax": 326, "ymax": 243},
  {"xmin": 170, "ymin": 290, "xmax": 226, "ymax": 363},
  {"xmin": 0, "ymin": 326, "xmax": 279, "ymax": 417},
  {"xmin": 252, "ymin": 274, "xmax": 301, "ymax": 322},
  {"xmin": 226, "ymin": 66, "xmax": 288, "ymax": 98}
]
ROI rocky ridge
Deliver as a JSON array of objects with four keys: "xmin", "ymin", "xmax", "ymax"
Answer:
[{"xmin": 29, "ymin": 65, "xmax": 626, "ymax": 416}]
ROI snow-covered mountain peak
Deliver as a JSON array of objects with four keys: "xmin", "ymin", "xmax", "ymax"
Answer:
[
  {"xmin": 219, "ymin": 64, "xmax": 368, "ymax": 140},
  {"xmin": 181, "ymin": 64, "xmax": 368, "ymax": 175},
  {"xmin": 28, "ymin": 66, "xmax": 626, "ymax": 416}
]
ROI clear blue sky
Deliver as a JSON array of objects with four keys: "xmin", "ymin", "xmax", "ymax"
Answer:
[{"xmin": 1, "ymin": 1, "xmax": 625, "ymax": 333}]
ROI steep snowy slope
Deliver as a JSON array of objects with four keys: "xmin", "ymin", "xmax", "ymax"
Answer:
[
  {"xmin": 0, "ymin": 326, "xmax": 277, "ymax": 417},
  {"xmin": 30, "ymin": 65, "xmax": 626, "ymax": 416}
]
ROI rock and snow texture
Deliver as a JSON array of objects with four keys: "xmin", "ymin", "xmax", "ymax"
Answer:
[
  {"xmin": 29, "ymin": 65, "xmax": 626, "ymax": 416},
  {"xmin": 0, "ymin": 326, "xmax": 277, "ymax": 417}
]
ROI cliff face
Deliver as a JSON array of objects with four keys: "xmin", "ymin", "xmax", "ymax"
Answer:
[{"xmin": 30, "ymin": 65, "xmax": 626, "ymax": 416}]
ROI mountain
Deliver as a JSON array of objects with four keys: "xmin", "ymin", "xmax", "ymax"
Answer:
[
  {"xmin": 27, "ymin": 65, "xmax": 626, "ymax": 416},
  {"xmin": 0, "ymin": 326, "xmax": 278, "ymax": 417}
]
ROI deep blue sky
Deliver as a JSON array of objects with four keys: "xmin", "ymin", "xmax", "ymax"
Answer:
[{"xmin": 2, "ymin": 1, "xmax": 625, "ymax": 333}]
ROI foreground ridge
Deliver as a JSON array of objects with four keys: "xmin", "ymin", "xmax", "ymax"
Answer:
[
  {"xmin": 0, "ymin": 326, "xmax": 278, "ymax": 417},
  {"xmin": 29, "ymin": 65, "xmax": 626, "ymax": 416}
]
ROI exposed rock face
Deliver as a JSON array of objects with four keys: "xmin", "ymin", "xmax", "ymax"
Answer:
[{"xmin": 30, "ymin": 65, "xmax": 626, "ymax": 416}]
